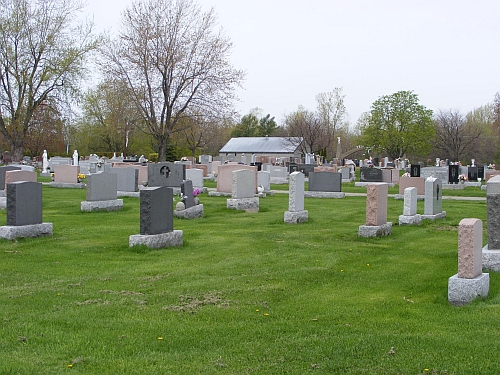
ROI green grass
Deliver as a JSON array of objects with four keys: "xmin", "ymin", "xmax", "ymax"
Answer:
[{"xmin": 0, "ymin": 185, "xmax": 497, "ymax": 374}]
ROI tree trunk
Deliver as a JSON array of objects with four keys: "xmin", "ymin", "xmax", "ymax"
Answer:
[{"xmin": 157, "ymin": 136, "xmax": 167, "ymax": 162}]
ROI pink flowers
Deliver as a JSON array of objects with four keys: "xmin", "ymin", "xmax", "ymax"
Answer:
[{"xmin": 193, "ymin": 188, "xmax": 200, "ymax": 197}]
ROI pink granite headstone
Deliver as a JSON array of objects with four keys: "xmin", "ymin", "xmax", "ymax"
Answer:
[
  {"xmin": 5, "ymin": 170, "xmax": 37, "ymax": 189},
  {"xmin": 399, "ymin": 176, "xmax": 425, "ymax": 195},
  {"xmin": 217, "ymin": 164, "xmax": 257, "ymax": 193},
  {"xmin": 53, "ymin": 165, "xmax": 80, "ymax": 183},
  {"xmin": 458, "ymin": 218, "xmax": 483, "ymax": 279},
  {"xmin": 365, "ymin": 183, "xmax": 388, "ymax": 226}
]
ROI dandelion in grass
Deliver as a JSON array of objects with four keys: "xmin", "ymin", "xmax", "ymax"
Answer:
[
  {"xmin": 67, "ymin": 364, "xmax": 73, "ymax": 368},
  {"xmin": 264, "ymin": 313, "xmax": 269, "ymax": 316},
  {"xmin": 255, "ymin": 309, "xmax": 259, "ymax": 312},
  {"xmin": 158, "ymin": 337, "xmax": 163, "ymax": 340}
]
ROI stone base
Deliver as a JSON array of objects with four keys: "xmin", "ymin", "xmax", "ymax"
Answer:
[
  {"xmin": 227, "ymin": 197, "xmax": 259, "ymax": 212},
  {"xmin": 355, "ymin": 182, "xmax": 396, "ymax": 187},
  {"xmin": 208, "ymin": 191, "xmax": 232, "ymax": 197},
  {"xmin": 358, "ymin": 222, "xmax": 392, "ymax": 238},
  {"xmin": 270, "ymin": 178, "xmax": 288, "ymax": 184},
  {"xmin": 421, "ymin": 211, "xmax": 446, "ymax": 220},
  {"xmin": 398, "ymin": 214, "xmax": 422, "ymax": 226},
  {"xmin": 81, "ymin": 199, "xmax": 124, "ymax": 212},
  {"xmin": 49, "ymin": 182, "xmax": 86, "ymax": 189},
  {"xmin": 0, "ymin": 189, "xmax": 4, "ymax": 197},
  {"xmin": 0, "ymin": 223, "xmax": 53, "ymax": 240},
  {"xmin": 0, "ymin": 196, "xmax": 5, "ymax": 209},
  {"xmin": 174, "ymin": 204, "xmax": 204, "ymax": 219},
  {"xmin": 129, "ymin": 230, "xmax": 183, "ymax": 249},
  {"xmin": 481, "ymin": 185, "xmax": 487, "ymax": 191},
  {"xmin": 394, "ymin": 194, "xmax": 425, "ymax": 201},
  {"xmin": 304, "ymin": 191, "xmax": 345, "ymax": 198},
  {"xmin": 117, "ymin": 191, "xmax": 140, "ymax": 198},
  {"xmin": 442, "ymin": 183, "xmax": 465, "ymax": 190},
  {"xmin": 448, "ymin": 273, "xmax": 489, "ymax": 306},
  {"xmin": 284, "ymin": 210, "xmax": 308, "ymax": 224},
  {"xmin": 482, "ymin": 244, "xmax": 500, "ymax": 272},
  {"xmin": 464, "ymin": 181, "xmax": 481, "ymax": 187},
  {"xmin": 40, "ymin": 172, "xmax": 51, "ymax": 177},
  {"xmin": 342, "ymin": 178, "xmax": 355, "ymax": 183}
]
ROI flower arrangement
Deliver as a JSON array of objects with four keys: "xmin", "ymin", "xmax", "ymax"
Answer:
[
  {"xmin": 402, "ymin": 172, "xmax": 410, "ymax": 178},
  {"xmin": 193, "ymin": 188, "xmax": 200, "ymax": 197},
  {"xmin": 458, "ymin": 174, "xmax": 467, "ymax": 182}
]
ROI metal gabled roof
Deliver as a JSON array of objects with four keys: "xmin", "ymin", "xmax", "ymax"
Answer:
[{"xmin": 219, "ymin": 137, "xmax": 302, "ymax": 154}]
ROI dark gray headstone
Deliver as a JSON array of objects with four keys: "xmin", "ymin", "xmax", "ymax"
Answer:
[
  {"xmin": 147, "ymin": 162, "xmax": 185, "ymax": 187},
  {"xmin": 86, "ymin": 172, "xmax": 117, "ymax": 201},
  {"xmin": 298, "ymin": 164, "xmax": 317, "ymax": 177},
  {"xmin": 0, "ymin": 166, "xmax": 22, "ymax": 189},
  {"xmin": 6, "ymin": 181, "xmax": 42, "ymax": 226},
  {"xmin": 360, "ymin": 167, "xmax": 383, "ymax": 182},
  {"xmin": 468, "ymin": 166, "xmax": 478, "ymax": 181},
  {"xmin": 477, "ymin": 164, "xmax": 485, "ymax": 180},
  {"xmin": 140, "ymin": 186, "xmax": 173, "ymax": 235},
  {"xmin": 308, "ymin": 172, "xmax": 342, "ymax": 192},
  {"xmin": 449, "ymin": 165, "xmax": 460, "ymax": 184},
  {"xmin": 288, "ymin": 163, "xmax": 299, "ymax": 173},
  {"xmin": 410, "ymin": 164, "xmax": 420, "ymax": 177},
  {"xmin": 181, "ymin": 180, "xmax": 195, "ymax": 209},
  {"xmin": 110, "ymin": 167, "xmax": 138, "ymax": 192}
]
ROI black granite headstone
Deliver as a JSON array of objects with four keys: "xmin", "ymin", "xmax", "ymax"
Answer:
[
  {"xmin": 448, "ymin": 165, "xmax": 460, "ymax": 184},
  {"xmin": 308, "ymin": 172, "xmax": 342, "ymax": 192},
  {"xmin": 477, "ymin": 164, "xmax": 485, "ymax": 180},
  {"xmin": 287, "ymin": 163, "xmax": 299, "ymax": 174},
  {"xmin": 6, "ymin": 181, "xmax": 42, "ymax": 226},
  {"xmin": 468, "ymin": 166, "xmax": 478, "ymax": 181},
  {"xmin": 140, "ymin": 186, "xmax": 173, "ymax": 235},
  {"xmin": 181, "ymin": 180, "xmax": 195, "ymax": 209},
  {"xmin": 410, "ymin": 164, "xmax": 420, "ymax": 177},
  {"xmin": 298, "ymin": 164, "xmax": 317, "ymax": 177},
  {"xmin": 360, "ymin": 167, "xmax": 383, "ymax": 182}
]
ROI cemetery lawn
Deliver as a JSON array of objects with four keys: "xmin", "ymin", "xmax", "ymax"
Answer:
[{"xmin": 1, "ymin": 186, "xmax": 498, "ymax": 374}]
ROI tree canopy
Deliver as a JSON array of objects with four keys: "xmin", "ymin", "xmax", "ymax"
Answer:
[{"xmin": 361, "ymin": 91, "xmax": 434, "ymax": 160}]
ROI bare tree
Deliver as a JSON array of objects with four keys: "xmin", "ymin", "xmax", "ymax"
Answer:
[
  {"xmin": 283, "ymin": 106, "xmax": 329, "ymax": 155},
  {"xmin": 433, "ymin": 109, "xmax": 483, "ymax": 162},
  {"xmin": 0, "ymin": 0, "xmax": 99, "ymax": 161},
  {"xmin": 316, "ymin": 87, "xmax": 348, "ymax": 157},
  {"xmin": 103, "ymin": 0, "xmax": 244, "ymax": 162}
]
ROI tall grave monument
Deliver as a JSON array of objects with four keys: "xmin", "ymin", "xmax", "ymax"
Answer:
[
  {"xmin": 482, "ymin": 175, "xmax": 500, "ymax": 271},
  {"xmin": 284, "ymin": 171, "xmax": 308, "ymax": 224},
  {"xmin": 358, "ymin": 183, "xmax": 392, "ymax": 237}
]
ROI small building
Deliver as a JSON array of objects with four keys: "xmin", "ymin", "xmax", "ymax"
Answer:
[{"xmin": 219, "ymin": 137, "xmax": 303, "ymax": 164}]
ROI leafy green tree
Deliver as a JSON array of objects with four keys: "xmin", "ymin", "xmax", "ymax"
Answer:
[
  {"xmin": 257, "ymin": 114, "xmax": 277, "ymax": 136},
  {"xmin": 231, "ymin": 113, "xmax": 259, "ymax": 137},
  {"xmin": 0, "ymin": 0, "xmax": 100, "ymax": 161},
  {"xmin": 361, "ymin": 91, "xmax": 434, "ymax": 160}
]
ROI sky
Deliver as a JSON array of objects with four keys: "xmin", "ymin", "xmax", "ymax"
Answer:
[{"xmin": 83, "ymin": 0, "xmax": 500, "ymax": 126}]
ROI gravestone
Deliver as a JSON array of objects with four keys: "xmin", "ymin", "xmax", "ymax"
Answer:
[
  {"xmin": 298, "ymin": 164, "xmax": 316, "ymax": 177},
  {"xmin": 421, "ymin": 167, "xmax": 448, "ymax": 183},
  {"xmin": 227, "ymin": 169, "xmax": 259, "ymax": 212},
  {"xmin": 110, "ymin": 167, "xmax": 139, "ymax": 194},
  {"xmin": 0, "ymin": 181, "xmax": 53, "ymax": 240},
  {"xmin": 0, "ymin": 166, "xmax": 22, "ymax": 191},
  {"xmin": 359, "ymin": 167, "xmax": 383, "ymax": 182},
  {"xmin": 181, "ymin": 179, "xmax": 195, "ymax": 209},
  {"xmin": 81, "ymin": 172, "xmax": 123, "ymax": 212},
  {"xmin": 212, "ymin": 164, "xmax": 256, "ymax": 195},
  {"xmin": 174, "ymin": 179, "xmax": 204, "ymax": 219},
  {"xmin": 257, "ymin": 170, "xmax": 271, "ymax": 193},
  {"xmin": 448, "ymin": 165, "xmax": 460, "ymax": 184},
  {"xmin": 148, "ymin": 162, "xmax": 185, "ymax": 187},
  {"xmin": 185, "ymin": 168, "xmax": 204, "ymax": 188},
  {"xmin": 358, "ymin": 183, "xmax": 392, "ymax": 237},
  {"xmin": 468, "ymin": 166, "xmax": 478, "ymax": 181},
  {"xmin": 5, "ymin": 170, "xmax": 37, "ymax": 190},
  {"xmin": 448, "ymin": 218, "xmax": 489, "ymax": 306},
  {"xmin": 422, "ymin": 177, "xmax": 446, "ymax": 220},
  {"xmin": 482, "ymin": 176, "xmax": 500, "ymax": 271},
  {"xmin": 477, "ymin": 164, "xmax": 485, "ymax": 180},
  {"xmin": 284, "ymin": 171, "xmax": 308, "ymax": 224},
  {"xmin": 129, "ymin": 186, "xmax": 182, "ymax": 248},
  {"xmin": 398, "ymin": 176, "xmax": 425, "ymax": 196},
  {"xmin": 398, "ymin": 187, "xmax": 421, "ymax": 225},
  {"xmin": 308, "ymin": 171, "xmax": 342, "ymax": 192}
]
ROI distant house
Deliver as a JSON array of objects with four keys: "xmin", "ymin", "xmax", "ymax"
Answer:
[{"xmin": 219, "ymin": 136, "xmax": 303, "ymax": 164}]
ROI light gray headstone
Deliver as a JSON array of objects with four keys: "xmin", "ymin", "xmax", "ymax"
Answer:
[
  {"xmin": 486, "ymin": 176, "xmax": 500, "ymax": 249},
  {"xmin": 308, "ymin": 171, "xmax": 342, "ymax": 192},
  {"xmin": 181, "ymin": 180, "xmax": 195, "ymax": 209},
  {"xmin": 140, "ymin": 186, "xmax": 173, "ymax": 235},
  {"xmin": 6, "ymin": 181, "xmax": 42, "ymax": 226},
  {"xmin": 403, "ymin": 187, "xmax": 417, "ymax": 216},
  {"xmin": 424, "ymin": 177, "xmax": 442, "ymax": 215},
  {"xmin": 148, "ymin": 162, "xmax": 185, "ymax": 187},
  {"xmin": 86, "ymin": 172, "xmax": 118, "ymax": 201},
  {"xmin": 289, "ymin": 171, "xmax": 305, "ymax": 212},
  {"xmin": 232, "ymin": 169, "xmax": 255, "ymax": 199},
  {"xmin": 257, "ymin": 170, "xmax": 271, "ymax": 191},
  {"xmin": 185, "ymin": 168, "xmax": 204, "ymax": 188},
  {"xmin": 110, "ymin": 167, "xmax": 138, "ymax": 192}
]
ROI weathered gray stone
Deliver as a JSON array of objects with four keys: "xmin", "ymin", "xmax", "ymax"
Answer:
[
  {"xmin": 288, "ymin": 171, "xmax": 304, "ymax": 211},
  {"xmin": 49, "ymin": 182, "xmax": 85, "ymax": 189},
  {"xmin": 308, "ymin": 171, "xmax": 342, "ymax": 192},
  {"xmin": 0, "ymin": 166, "xmax": 21, "ymax": 189},
  {"xmin": 227, "ymin": 197, "xmax": 259, "ymax": 212},
  {"xmin": 258, "ymin": 170, "xmax": 271, "ymax": 192},
  {"xmin": 173, "ymin": 204, "xmax": 204, "ymax": 219},
  {"xmin": 181, "ymin": 180, "xmax": 195, "ymax": 208},
  {"xmin": 86, "ymin": 172, "xmax": 118, "ymax": 201},
  {"xmin": 185, "ymin": 168, "xmax": 204, "ymax": 188},
  {"xmin": 110, "ymin": 167, "xmax": 138, "ymax": 193},
  {"xmin": 0, "ymin": 223, "xmax": 53, "ymax": 240},
  {"xmin": 421, "ymin": 211, "xmax": 447, "ymax": 221},
  {"xmin": 358, "ymin": 222, "xmax": 392, "ymax": 238},
  {"xmin": 482, "ymin": 244, "xmax": 500, "ymax": 271},
  {"xmin": 81, "ymin": 199, "xmax": 123, "ymax": 212},
  {"xmin": 129, "ymin": 230, "xmax": 183, "ymax": 248},
  {"xmin": 140, "ymin": 186, "xmax": 173, "ymax": 235},
  {"xmin": 448, "ymin": 273, "xmax": 489, "ymax": 306},
  {"xmin": 398, "ymin": 214, "xmax": 422, "ymax": 226},
  {"xmin": 148, "ymin": 162, "xmax": 185, "ymax": 187},
  {"xmin": 304, "ymin": 191, "xmax": 345, "ymax": 198},
  {"xmin": 232, "ymin": 169, "xmax": 255, "ymax": 199},
  {"xmin": 424, "ymin": 177, "xmax": 443, "ymax": 215},
  {"xmin": 7, "ymin": 181, "xmax": 42, "ymax": 226},
  {"xmin": 284, "ymin": 210, "xmax": 308, "ymax": 224},
  {"xmin": 403, "ymin": 187, "xmax": 418, "ymax": 216}
]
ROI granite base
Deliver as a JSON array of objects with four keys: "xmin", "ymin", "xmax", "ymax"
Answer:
[
  {"xmin": 304, "ymin": 191, "xmax": 345, "ymax": 198},
  {"xmin": 448, "ymin": 273, "xmax": 489, "ymax": 306},
  {"xmin": 173, "ymin": 204, "xmax": 204, "ymax": 219},
  {"xmin": 358, "ymin": 222, "xmax": 392, "ymax": 238},
  {"xmin": 227, "ymin": 197, "xmax": 259, "ymax": 212},
  {"xmin": 482, "ymin": 244, "xmax": 500, "ymax": 272},
  {"xmin": 129, "ymin": 230, "xmax": 183, "ymax": 249},
  {"xmin": 0, "ymin": 223, "xmax": 53, "ymax": 240},
  {"xmin": 81, "ymin": 199, "xmax": 124, "ymax": 212},
  {"xmin": 398, "ymin": 214, "xmax": 422, "ymax": 226},
  {"xmin": 49, "ymin": 182, "xmax": 86, "ymax": 189},
  {"xmin": 284, "ymin": 210, "xmax": 308, "ymax": 224},
  {"xmin": 421, "ymin": 211, "xmax": 446, "ymax": 220}
]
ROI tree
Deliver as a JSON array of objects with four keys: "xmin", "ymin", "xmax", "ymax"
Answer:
[
  {"xmin": 316, "ymin": 87, "xmax": 348, "ymax": 157},
  {"xmin": 0, "ymin": 0, "xmax": 99, "ymax": 161},
  {"xmin": 231, "ymin": 113, "xmax": 259, "ymax": 137},
  {"xmin": 361, "ymin": 91, "xmax": 434, "ymax": 160},
  {"xmin": 24, "ymin": 104, "xmax": 66, "ymax": 157},
  {"xmin": 103, "ymin": 0, "xmax": 244, "ymax": 162},
  {"xmin": 257, "ymin": 114, "xmax": 277, "ymax": 136},
  {"xmin": 283, "ymin": 105, "xmax": 329, "ymax": 155}
]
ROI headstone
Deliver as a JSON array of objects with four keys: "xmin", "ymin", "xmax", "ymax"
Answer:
[
  {"xmin": 140, "ymin": 186, "xmax": 173, "ymax": 235},
  {"xmin": 185, "ymin": 168, "xmax": 204, "ymax": 188},
  {"xmin": 423, "ymin": 177, "xmax": 444, "ymax": 217},
  {"xmin": 359, "ymin": 167, "xmax": 383, "ymax": 182},
  {"xmin": 53, "ymin": 164, "xmax": 79, "ymax": 183},
  {"xmin": 2, "ymin": 151, "xmax": 12, "ymax": 163},
  {"xmin": 448, "ymin": 165, "xmax": 460, "ymax": 184},
  {"xmin": 0, "ymin": 166, "xmax": 22, "ymax": 190},
  {"xmin": 468, "ymin": 166, "xmax": 478, "ymax": 181},
  {"xmin": 215, "ymin": 164, "xmax": 256, "ymax": 194},
  {"xmin": 483, "ymin": 176, "xmax": 500, "ymax": 271},
  {"xmin": 477, "ymin": 164, "xmax": 485, "ymax": 180},
  {"xmin": 284, "ymin": 171, "xmax": 308, "ymax": 224},
  {"xmin": 358, "ymin": 183, "xmax": 392, "ymax": 237},
  {"xmin": 298, "ymin": 164, "xmax": 316, "ymax": 177},
  {"xmin": 86, "ymin": 173, "xmax": 118, "ymax": 201},
  {"xmin": 48, "ymin": 156, "xmax": 72, "ymax": 170},
  {"xmin": 398, "ymin": 176, "xmax": 425, "ymax": 196},
  {"xmin": 199, "ymin": 155, "xmax": 212, "ymax": 164},
  {"xmin": 399, "ymin": 187, "xmax": 422, "ymax": 226},
  {"xmin": 110, "ymin": 167, "xmax": 139, "ymax": 193},
  {"xmin": 308, "ymin": 171, "xmax": 342, "ymax": 192},
  {"xmin": 227, "ymin": 169, "xmax": 259, "ymax": 211},
  {"xmin": 448, "ymin": 218, "xmax": 489, "ymax": 306},
  {"xmin": 181, "ymin": 179, "xmax": 195, "ymax": 209},
  {"xmin": 148, "ymin": 162, "xmax": 185, "ymax": 187},
  {"xmin": 257, "ymin": 170, "xmax": 271, "ymax": 192},
  {"xmin": 5, "ymin": 170, "xmax": 37, "ymax": 189}
]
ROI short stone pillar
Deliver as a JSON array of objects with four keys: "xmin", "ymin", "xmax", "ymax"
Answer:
[
  {"xmin": 174, "ymin": 179, "xmax": 204, "ymax": 219},
  {"xmin": 483, "ymin": 175, "xmax": 500, "ymax": 271},
  {"xmin": 448, "ymin": 218, "xmax": 489, "ymax": 306},
  {"xmin": 358, "ymin": 183, "xmax": 392, "ymax": 237},
  {"xmin": 398, "ymin": 187, "xmax": 421, "ymax": 225},
  {"xmin": 0, "ymin": 181, "xmax": 53, "ymax": 240},
  {"xmin": 421, "ymin": 177, "xmax": 446, "ymax": 220},
  {"xmin": 129, "ymin": 186, "xmax": 183, "ymax": 248},
  {"xmin": 81, "ymin": 172, "xmax": 123, "ymax": 212},
  {"xmin": 284, "ymin": 171, "xmax": 308, "ymax": 224},
  {"xmin": 227, "ymin": 169, "xmax": 259, "ymax": 212}
]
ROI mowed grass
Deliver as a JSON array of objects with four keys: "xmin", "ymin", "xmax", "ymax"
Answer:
[{"xmin": 0, "ymin": 185, "xmax": 498, "ymax": 374}]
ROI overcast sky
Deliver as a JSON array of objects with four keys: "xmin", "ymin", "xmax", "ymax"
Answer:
[{"xmin": 84, "ymin": 0, "xmax": 500, "ymax": 126}]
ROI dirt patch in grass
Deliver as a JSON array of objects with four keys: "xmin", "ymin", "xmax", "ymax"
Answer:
[{"xmin": 162, "ymin": 291, "xmax": 231, "ymax": 313}]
